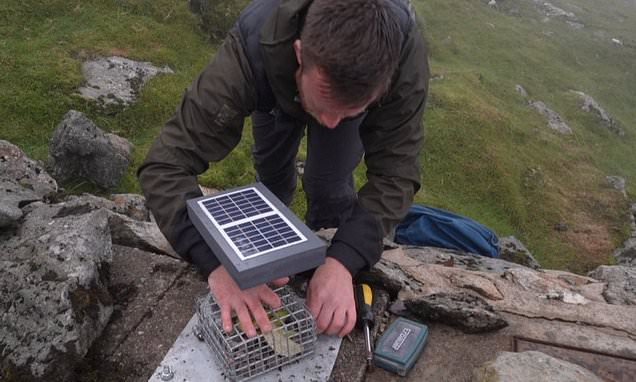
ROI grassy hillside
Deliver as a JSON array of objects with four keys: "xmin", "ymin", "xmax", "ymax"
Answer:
[
  {"xmin": 414, "ymin": 0, "xmax": 636, "ymax": 271},
  {"xmin": 0, "ymin": 0, "xmax": 634, "ymax": 273}
]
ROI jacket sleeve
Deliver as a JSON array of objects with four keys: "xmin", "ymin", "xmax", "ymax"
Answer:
[
  {"xmin": 138, "ymin": 28, "xmax": 256, "ymax": 277},
  {"xmin": 327, "ymin": 24, "xmax": 429, "ymax": 276}
]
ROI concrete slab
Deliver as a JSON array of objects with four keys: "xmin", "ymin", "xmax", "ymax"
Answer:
[
  {"xmin": 74, "ymin": 246, "xmax": 208, "ymax": 382},
  {"xmin": 149, "ymin": 315, "xmax": 342, "ymax": 382},
  {"xmin": 91, "ymin": 246, "xmax": 189, "ymax": 358},
  {"xmin": 114, "ymin": 264, "xmax": 208, "ymax": 380}
]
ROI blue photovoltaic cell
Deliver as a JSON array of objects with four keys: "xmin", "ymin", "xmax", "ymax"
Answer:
[
  {"xmin": 202, "ymin": 189, "xmax": 272, "ymax": 225},
  {"xmin": 224, "ymin": 215, "xmax": 302, "ymax": 257},
  {"xmin": 200, "ymin": 188, "xmax": 303, "ymax": 258}
]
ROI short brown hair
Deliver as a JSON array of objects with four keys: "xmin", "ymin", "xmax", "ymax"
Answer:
[{"xmin": 300, "ymin": 0, "xmax": 403, "ymax": 106}]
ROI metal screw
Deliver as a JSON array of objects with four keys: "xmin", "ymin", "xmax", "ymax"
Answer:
[
  {"xmin": 159, "ymin": 365, "xmax": 174, "ymax": 381},
  {"xmin": 193, "ymin": 325, "xmax": 204, "ymax": 341}
]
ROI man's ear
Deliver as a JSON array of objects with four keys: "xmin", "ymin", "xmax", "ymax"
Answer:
[{"xmin": 293, "ymin": 39, "xmax": 302, "ymax": 66}]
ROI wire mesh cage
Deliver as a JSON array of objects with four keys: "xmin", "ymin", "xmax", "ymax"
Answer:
[{"xmin": 195, "ymin": 285, "xmax": 317, "ymax": 381}]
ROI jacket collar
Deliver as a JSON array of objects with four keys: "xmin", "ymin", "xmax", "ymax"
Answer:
[{"xmin": 260, "ymin": 0, "xmax": 312, "ymax": 120}]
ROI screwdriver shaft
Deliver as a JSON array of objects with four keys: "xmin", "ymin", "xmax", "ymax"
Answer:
[{"xmin": 364, "ymin": 322, "xmax": 373, "ymax": 364}]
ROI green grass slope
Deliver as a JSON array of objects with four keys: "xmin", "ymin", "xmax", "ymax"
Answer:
[
  {"xmin": 0, "ymin": 0, "xmax": 634, "ymax": 273},
  {"xmin": 413, "ymin": 0, "xmax": 635, "ymax": 272}
]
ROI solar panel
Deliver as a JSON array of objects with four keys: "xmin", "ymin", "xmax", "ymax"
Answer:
[
  {"xmin": 187, "ymin": 183, "xmax": 327, "ymax": 289},
  {"xmin": 198, "ymin": 187, "xmax": 305, "ymax": 260}
]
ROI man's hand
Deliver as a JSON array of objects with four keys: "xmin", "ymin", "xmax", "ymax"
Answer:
[
  {"xmin": 306, "ymin": 257, "xmax": 356, "ymax": 337},
  {"xmin": 207, "ymin": 266, "xmax": 289, "ymax": 337}
]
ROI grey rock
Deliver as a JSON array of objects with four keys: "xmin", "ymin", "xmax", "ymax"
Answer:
[
  {"xmin": 0, "ymin": 180, "xmax": 40, "ymax": 227},
  {"xmin": 614, "ymin": 237, "xmax": 636, "ymax": 267},
  {"xmin": 78, "ymin": 56, "xmax": 173, "ymax": 107},
  {"xmin": 606, "ymin": 175, "xmax": 625, "ymax": 190},
  {"xmin": 473, "ymin": 351, "xmax": 603, "ymax": 382},
  {"xmin": 571, "ymin": 91, "xmax": 625, "ymax": 136},
  {"xmin": 0, "ymin": 204, "xmax": 113, "ymax": 380},
  {"xmin": 404, "ymin": 292, "xmax": 508, "ymax": 333},
  {"xmin": 377, "ymin": 247, "xmax": 636, "ymax": 335},
  {"xmin": 606, "ymin": 175, "xmax": 627, "ymax": 196},
  {"xmin": 108, "ymin": 211, "xmax": 179, "ymax": 258},
  {"xmin": 566, "ymin": 20, "xmax": 585, "ymax": 29},
  {"xmin": 369, "ymin": 245, "xmax": 533, "ymax": 296},
  {"xmin": 64, "ymin": 193, "xmax": 148, "ymax": 221},
  {"xmin": 0, "ymin": 139, "xmax": 57, "ymax": 197},
  {"xmin": 542, "ymin": 3, "xmax": 577, "ymax": 20},
  {"xmin": 110, "ymin": 193, "xmax": 150, "ymax": 221},
  {"xmin": 0, "ymin": 200, "xmax": 22, "ymax": 227},
  {"xmin": 48, "ymin": 110, "xmax": 133, "ymax": 189},
  {"xmin": 57, "ymin": 193, "xmax": 177, "ymax": 257},
  {"xmin": 515, "ymin": 84, "xmax": 528, "ymax": 97},
  {"xmin": 498, "ymin": 236, "xmax": 541, "ymax": 269},
  {"xmin": 403, "ymin": 246, "xmax": 533, "ymax": 273},
  {"xmin": 588, "ymin": 265, "xmax": 636, "ymax": 305},
  {"xmin": 199, "ymin": 184, "xmax": 220, "ymax": 196},
  {"xmin": 529, "ymin": 100, "xmax": 573, "ymax": 134},
  {"xmin": 523, "ymin": 166, "xmax": 545, "ymax": 191},
  {"xmin": 613, "ymin": 204, "xmax": 636, "ymax": 266}
]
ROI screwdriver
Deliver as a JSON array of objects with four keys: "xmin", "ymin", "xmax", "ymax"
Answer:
[{"xmin": 354, "ymin": 283, "xmax": 374, "ymax": 366}]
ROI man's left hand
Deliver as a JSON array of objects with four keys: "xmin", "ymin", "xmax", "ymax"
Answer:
[{"xmin": 306, "ymin": 257, "xmax": 357, "ymax": 337}]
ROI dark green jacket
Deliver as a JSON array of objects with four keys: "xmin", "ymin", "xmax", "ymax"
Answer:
[{"xmin": 138, "ymin": 0, "xmax": 429, "ymax": 277}]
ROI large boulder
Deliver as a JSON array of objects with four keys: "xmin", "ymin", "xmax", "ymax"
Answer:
[
  {"xmin": 48, "ymin": 110, "xmax": 133, "ymax": 189},
  {"xmin": 0, "ymin": 203, "xmax": 113, "ymax": 381},
  {"xmin": 473, "ymin": 351, "xmax": 603, "ymax": 382}
]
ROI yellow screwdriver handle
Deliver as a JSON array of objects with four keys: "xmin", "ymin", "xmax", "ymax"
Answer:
[{"xmin": 361, "ymin": 283, "xmax": 373, "ymax": 306}]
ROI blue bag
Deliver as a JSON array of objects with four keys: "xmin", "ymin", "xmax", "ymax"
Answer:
[{"xmin": 394, "ymin": 204, "xmax": 500, "ymax": 258}]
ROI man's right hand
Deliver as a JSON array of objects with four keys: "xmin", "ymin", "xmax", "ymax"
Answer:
[{"xmin": 207, "ymin": 266, "xmax": 289, "ymax": 337}]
